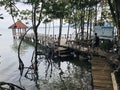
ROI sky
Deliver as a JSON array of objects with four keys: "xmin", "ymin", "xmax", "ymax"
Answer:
[
  {"xmin": 0, "ymin": 2, "xmax": 68, "ymax": 32},
  {"xmin": 0, "ymin": 8, "xmax": 12, "ymax": 30},
  {"xmin": 0, "ymin": 2, "xmax": 75, "ymax": 35},
  {"xmin": 0, "ymin": 2, "xmax": 30, "ymax": 30}
]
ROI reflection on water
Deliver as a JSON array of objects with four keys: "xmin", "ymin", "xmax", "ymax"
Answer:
[
  {"xmin": 0, "ymin": 32, "xmax": 92, "ymax": 90},
  {"xmin": 12, "ymin": 39, "xmax": 32, "ymax": 55},
  {"xmin": 20, "ymin": 48, "xmax": 92, "ymax": 90},
  {"xmin": 36, "ymin": 57, "xmax": 92, "ymax": 90}
]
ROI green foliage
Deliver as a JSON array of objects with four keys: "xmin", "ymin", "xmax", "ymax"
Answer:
[
  {"xmin": 43, "ymin": 0, "xmax": 69, "ymax": 20},
  {"xmin": 100, "ymin": 39, "xmax": 114, "ymax": 51},
  {"xmin": 0, "ymin": 0, "xmax": 114, "ymax": 27}
]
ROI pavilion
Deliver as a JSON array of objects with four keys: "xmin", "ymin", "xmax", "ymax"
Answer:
[{"xmin": 8, "ymin": 20, "xmax": 28, "ymax": 39}]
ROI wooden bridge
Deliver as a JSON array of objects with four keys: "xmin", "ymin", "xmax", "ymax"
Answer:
[{"xmin": 19, "ymin": 33, "xmax": 118, "ymax": 90}]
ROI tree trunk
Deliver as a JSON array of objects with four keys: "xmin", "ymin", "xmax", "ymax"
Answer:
[
  {"xmin": 108, "ymin": 0, "xmax": 120, "ymax": 59},
  {"xmin": 58, "ymin": 18, "xmax": 63, "ymax": 46},
  {"xmin": 94, "ymin": 3, "xmax": 97, "ymax": 26},
  {"xmin": 66, "ymin": 20, "xmax": 70, "ymax": 43},
  {"xmin": 81, "ymin": 8, "xmax": 85, "ymax": 40},
  {"xmin": 89, "ymin": 8, "xmax": 93, "ymax": 40},
  {"xmin": 33, "ymin": 26, "xmax": 39, "ymax": 82},
  {"xmin": 86, "ymin": 7, "xmax": 90, "ymax": 40},
  {"xmin": 115, "ymin": 0, "xmax": 120, "ymax": 59},
  {"xmin": 53, "ymin": 20, "xmax": 55, "ymax": 40},
  {"xmin": 45, "ymin": 23, "xmax": 47, "ymax": 45}
]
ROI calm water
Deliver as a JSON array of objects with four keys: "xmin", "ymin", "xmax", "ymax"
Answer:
[{"xmin": 0, "ymin": 29, "xmax": 92, "ymax": 90}]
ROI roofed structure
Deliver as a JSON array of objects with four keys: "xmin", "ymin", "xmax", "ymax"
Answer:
[
  {"xmin": 8, "ymin": 21, "xmax": 28, "ymax": 29},
  {"xmin": 8, "ymin": 20, "xmax": 28, "ymax": 39}
]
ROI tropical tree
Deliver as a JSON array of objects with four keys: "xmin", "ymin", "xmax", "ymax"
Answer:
[
  {"xmin": 1, "ymin": 0, "xmax": 120, "ymax": 87},
  {"xmin": 43, "ymin": 0, "xmax": 69, "ymax": 45},
  {"xmin": 108, "ymin": 0, "xmax": 120, "ymax": 59},
  {"xmin": 0, "ymin": 0, "xmax": 46, "ymax": 84}
]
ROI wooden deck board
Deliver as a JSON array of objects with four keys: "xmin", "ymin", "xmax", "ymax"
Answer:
[
  {"xmin": 93, "ymin": 74, "xmax": 112, "ymax": 80},
  {"xmin": 91, "ymin": 57, "xmax": 113, "ymax": 90},
  {"xmin": 94, "ymin": 86, "xmax": 113, "ymax": 90},
  {"xmin": 94, "ymin": 84, "xmax": 113, "ymax": 88}
]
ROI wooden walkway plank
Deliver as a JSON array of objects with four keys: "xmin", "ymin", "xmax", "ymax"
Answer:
[{"xmin": 91, "ymin": 57, "xmax": 113, "ymax": 90}]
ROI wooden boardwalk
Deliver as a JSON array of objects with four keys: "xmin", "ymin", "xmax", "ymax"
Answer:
[
  {"xmin": 91, "ymin": 56, "xmax": 113, "ymax": 90},
  {"xmin": 19, "ymin": 33, "xmax": 119, "ymax": 90}
]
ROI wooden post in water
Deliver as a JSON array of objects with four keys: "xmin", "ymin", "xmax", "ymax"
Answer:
[{"xmin": 12, "ymin": 28, "xmax": 16, "ymax": 39}]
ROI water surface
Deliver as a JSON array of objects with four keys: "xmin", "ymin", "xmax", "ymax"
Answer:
[{"xmin": 0, "ymin": 29, "xmax": 92, "ymax": 90}]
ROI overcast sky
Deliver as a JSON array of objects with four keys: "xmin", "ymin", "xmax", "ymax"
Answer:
[
  {"xmin": 0, "ymin": 2, "xmax": 74, "ymax": 35},
  {"xmin": 0, "ymin": 2, "xmax": 32, "ymax": 30},
  {"xmin": 0, "ymin": 2, "xmax": 63, "ymax": 29}
]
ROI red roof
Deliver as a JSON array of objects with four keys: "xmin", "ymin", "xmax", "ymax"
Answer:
[{"xmin": 8, "ymin": 21, "xmax": 28, "ymax": 29}]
